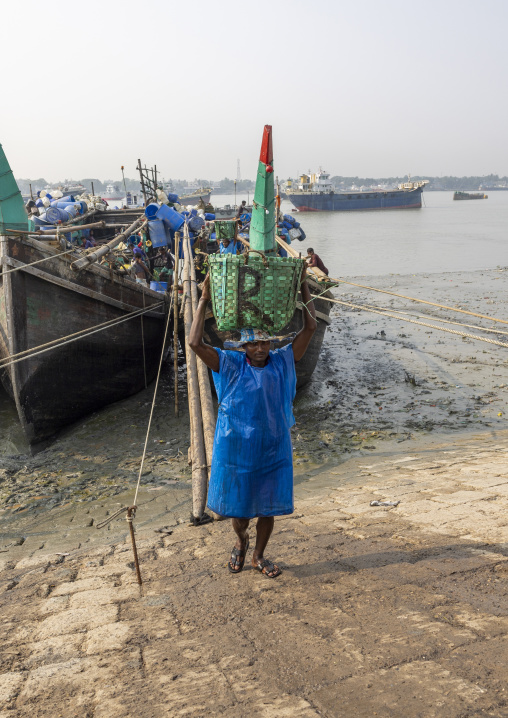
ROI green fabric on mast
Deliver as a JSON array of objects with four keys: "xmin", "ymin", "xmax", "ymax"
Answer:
[
  {"xmin": 0, "ymin": 143, "xmax": 29, "ymax": 234},
  {"xmin": 249, "ymin": 126, "xmax": 276, "ymax": 253}
]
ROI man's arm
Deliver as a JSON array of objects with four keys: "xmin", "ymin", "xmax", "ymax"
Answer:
[
  {"xmin": 140, "ymin": 260, "xmax": 152, "ymax": 278},
  {"xmin": 188, "ymin": 274, "xmax": 220, "ymax": 372},
  {"xmin": 292, "ymin": 267, "xmax": 317, "ymax": 362}
]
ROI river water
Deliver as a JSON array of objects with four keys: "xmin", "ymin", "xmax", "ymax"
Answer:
[
  {"xmin": 217, "ymin": 190, "xmax": 508, "ymax": 276},
  {"xmin": 2, "ymin": 189, "xmax": 507, "ymax": 455}
]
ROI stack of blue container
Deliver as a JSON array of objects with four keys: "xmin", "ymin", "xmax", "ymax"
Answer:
[
  {"xmin": 144, "ymin": 201, "xmax": 200, "ymax": 257},
  {"xmin": 281, "ymin": 214, "xmax": 306, "ymax": 241},
  {"xmin": 33, "ymin": 195, "xmax": 87, "ymax": 228}
]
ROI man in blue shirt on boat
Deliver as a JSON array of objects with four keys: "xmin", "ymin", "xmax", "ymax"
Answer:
[{"xmin": 189, "ymin": 270, "xmax": 317, "ymax": 578}]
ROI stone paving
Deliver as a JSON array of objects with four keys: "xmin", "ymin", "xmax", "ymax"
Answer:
[{"xmin": 1, "ymin": 429, "xmax": 508, "ymax": 717}]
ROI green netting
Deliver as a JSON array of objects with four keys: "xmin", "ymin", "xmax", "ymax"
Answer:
[{"xmin": 208, "ymin": 253, "xmax": 304, "ymax": 332}]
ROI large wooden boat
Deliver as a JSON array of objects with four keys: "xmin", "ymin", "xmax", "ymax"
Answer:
[
  {"xmin": 203, "ymin": 275, "xmax": 332, "ymax": 389},
  {"xmin": 0, "ymin": 144, "xmax": 170, "ymax": 448},
  {"xmin": 0, "ymin": 234, "xmax": 168, "ymax": 448}
]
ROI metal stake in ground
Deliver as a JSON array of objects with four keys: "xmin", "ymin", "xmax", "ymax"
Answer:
[{"xmin": 126, "ymin": 506, "xmax": 143, "ymax": 585}]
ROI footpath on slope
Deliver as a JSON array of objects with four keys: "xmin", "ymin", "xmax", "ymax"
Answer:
[
  {"xmin": 1, "ymin": 266, "xmax": 508, "ymax": 717},
  {"xmin": 1, "ymin": 428, "xmax": 507, "ymax": 718}
]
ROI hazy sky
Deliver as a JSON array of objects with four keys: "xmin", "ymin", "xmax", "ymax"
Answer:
[{"xmin": 2, "ymin": 0, "xmax": 507, "ymax": 181}]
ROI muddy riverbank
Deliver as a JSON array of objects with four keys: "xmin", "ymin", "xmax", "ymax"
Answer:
[
  {"xmin": 1, "ymin": 267, "xmax": 507, "ymax": 550},
  {"xmin": 1, "ymin": 266, "xmax": 508, "ymax": 716}
]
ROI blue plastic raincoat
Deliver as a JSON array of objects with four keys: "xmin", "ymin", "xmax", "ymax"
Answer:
[{"xmin": 207, "ymin": 344, "xmax": 296, "ymax": 518}]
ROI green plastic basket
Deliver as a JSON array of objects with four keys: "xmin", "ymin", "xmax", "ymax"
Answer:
[
  {"xmin": 214, "ymin": 220, "xmax": 236, "ymax": 240},
  {"xmin": 208, "ymin": 252, "xmax": 305, "ymax": 332}
]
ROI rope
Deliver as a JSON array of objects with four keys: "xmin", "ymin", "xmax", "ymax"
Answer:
[
  {"xmin": 95, "ymin": 505, "xmax": 129, "ymax": 529},
  {"xmin": 358, "ymin": 301, "xmax": 508, "ymax": 337},
  {"xmin": 141, "ymin": 290, "xmax": 147, "ymax": 389},
  {"xmin": 311, "ymin": 293, "xmax": 508, "ymax": 349},
  {"xmin": 133, "ymin": 291, "xmax": 174, "ymax": 507},
  {"xmin": 1, "ymin": 248, "xmax": 76, "ymax": 275},
  {"xmin": 274, "ymin": 235, "xmax": 508, "ymax": 326},
  {"xmin": 0, "ymin": 301, "xmax": 164, "ymax": 370},
  {"xmin": 325, "ymin": 277, "xmax": 508, "ymax": 326}
]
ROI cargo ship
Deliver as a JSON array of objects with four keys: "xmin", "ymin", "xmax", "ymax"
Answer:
[{"xmin": 287, "ymin": 170, "xmax": 429, "ymax": 212}]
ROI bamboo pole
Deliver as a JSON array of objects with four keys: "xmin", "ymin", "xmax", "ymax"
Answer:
[
  {"xmin": 10, "ymin": 220, "xmax": 104, "ymax": 237},
  {"xmin": 173, "ymin": 231, "xmax": 180, "ymax": 416},
  {"xmin": 185, "ymin": 228, "xmax": 215, "ymax": 476},
  {"xmin": 39, "ymin": 221, "xmax": 106, "ymax": 233},
  {"xmin": 71, "ymin": 217, "xmax": 147, "ymax": 270},
  {"xmin": 182, "ymin": 228, "xmax": 208, "ymax": 521},
  {"xmin": 275, "ymin": 235, "xmax": 326, "ymax": 280},
  {"xmin": 64, "ymin": 209, "xmax": 98, "ymax": 226}
]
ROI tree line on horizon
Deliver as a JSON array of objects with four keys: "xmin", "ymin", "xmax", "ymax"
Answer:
[
  {"xmin": 330, "ymin": 174, "xmax": 508, "ymax": 190},
  {"xmin": 14, "ymin": 176, "xmax": 256, "ymax": 196},
  {"xmin": 15, "ymin": 174, "xmax": 508, "ymax": 196}
]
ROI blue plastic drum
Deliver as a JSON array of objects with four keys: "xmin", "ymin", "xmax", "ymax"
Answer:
[
  {"xmin": 156, "ymin": 204, "xmax": 185, "ymax": 232},
  {"xmin": 144, "ymin": 203, "xmax": 160, "ymax": 219},
  {"xmin": 147, "ymin": 219, "xmax": 169, "ymax": 248}
]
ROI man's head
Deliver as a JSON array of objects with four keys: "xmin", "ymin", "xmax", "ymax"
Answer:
[
  {"xmin": 307, "ymin": 248, "xmax": 314, "ymax": 256},
  {"xmin": 222, "ymin": 238, "xmax": 230, "ymax": 247},
  {"xmin": 243, "ymin": 340, "xmax": 271, "ymax": 366},
  {"xmin": 241, "ymin": 200, "xmax": 246, "ymax": 206}
]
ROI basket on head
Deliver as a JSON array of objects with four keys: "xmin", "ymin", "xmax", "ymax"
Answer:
[
  {"xmin": 214, "ymin": 220, "xmax": 236, "ymax": 240},
  {"xmin": 208, "ymin": 252, "xmax": 304, "ymax": 332}
]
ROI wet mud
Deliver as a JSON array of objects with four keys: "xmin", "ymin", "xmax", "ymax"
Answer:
[{"xmin": 1, "ymin": 267, "xmax": 507, "ymax": 542}]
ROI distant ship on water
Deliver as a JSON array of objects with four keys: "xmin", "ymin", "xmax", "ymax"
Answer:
[
  {"xmin": 101, "ymin": 184, "xmax": 124, "ymax": 202},
  {"xmin": 286, "ymin": 170, "xmax": 429, "ymax": 212}
]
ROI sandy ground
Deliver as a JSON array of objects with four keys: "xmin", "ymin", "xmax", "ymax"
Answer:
[{"xmin": 1, "ymin": 267, "xmax": 507, "ymax": 716}]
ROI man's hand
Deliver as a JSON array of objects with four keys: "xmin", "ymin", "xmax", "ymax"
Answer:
[{"xmin": 200, "ymin": 273, "xmax": 212, "ymax": 301}]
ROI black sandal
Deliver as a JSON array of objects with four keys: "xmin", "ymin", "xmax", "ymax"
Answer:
[
  {"xmin": 254, "ymin": 558, "xmax": 282, "ymax": 579},
  {"xmin": 228, "ymin": 535, "xmax": 250, "ymax": 574}
]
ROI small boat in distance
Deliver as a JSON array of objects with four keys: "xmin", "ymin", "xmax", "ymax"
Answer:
[
  {"xmin": 453, "ymin": 191, "xmax": 488, "ymax": 200},
  {"xmin": 213, "ymin": 204, "xmax": 253, "ymax": 219},
  {"xmin": 179, "ymin": 188, "xmax": 212, "ymax": 206},
  {"xmin": 287, "ymin": 170, "xmax": 429, "ymax": 212}
]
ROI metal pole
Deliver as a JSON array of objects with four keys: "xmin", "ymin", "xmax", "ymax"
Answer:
[
  {"xmin": 121, "ymin": 165, "xmax": 127, "ymax": 198},
  {"xmin": 126, "ymin": 506, "xmax": 142, "ymax": 585},
  {"xmin": 137, "ymin": 159, "xmax": 147, "ymax": 207},
  {"xmin": 91, "ymin": 181, "xmax": 95, "ymax": 196},
  {"xmin": 173, "ymin": 231, "xmax": 180, "ymax": 416}
]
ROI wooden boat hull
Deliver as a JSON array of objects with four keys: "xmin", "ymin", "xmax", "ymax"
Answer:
[
  {"xmin": 203, "ymin": 280, "xmax": 332, "ymax": 389},
  {"xmin": 0, "ymin": 235, "xmax": 168, "ymax": 447},
  {"xmin": 179, "ymin": 191, "xmax": 211, "ymax": 207}
]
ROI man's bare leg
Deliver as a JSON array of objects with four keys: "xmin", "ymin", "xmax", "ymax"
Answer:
[
  {"xmin": 252, "ymin": 517, "xmax": 281, "ymax": 577},
  {"xmin": 232, "ymin": 518, "xmax": 250, "ymax": 549},
  {"xmin": 229, "ymin": 518, "xmax": 250, "ymax": 573}
]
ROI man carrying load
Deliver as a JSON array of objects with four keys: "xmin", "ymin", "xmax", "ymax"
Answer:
[{"xmin": 189, "ymin": 269, "xmax": 316, "ymax": 578}]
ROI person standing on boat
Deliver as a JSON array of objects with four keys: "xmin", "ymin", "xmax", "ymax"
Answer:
[
  {"xmin": 189, "ymin": 269, "xmax": 317, "ymax": 579},
  {"xmin": 306, "ymin": 248, "xmax": 329, "ymax": 276},
  {"xmin": 150, "ymin": 245, "xmax": 174, "ymax": 287},
  {"xmin": 131, "ymin": 247, "xmax": 151, "ymax": 285},
  {"xmin": 236, "ymin": 200, "xmax": 247, "ymax": 218}
]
